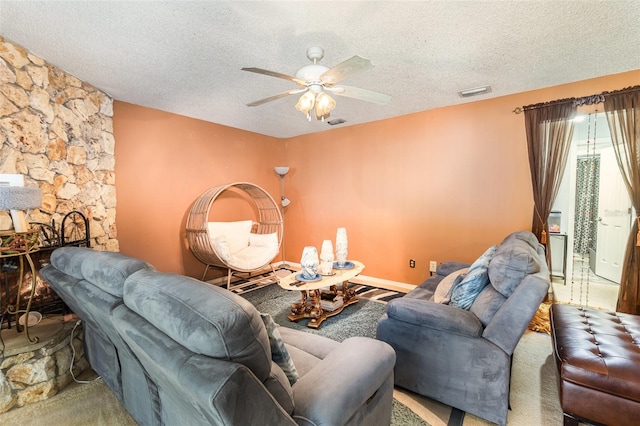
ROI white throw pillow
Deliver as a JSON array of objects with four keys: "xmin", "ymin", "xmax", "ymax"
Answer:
[
  {"xmin": 434, "ymin": 268, "xmax": 469, "ymax": 303},
  {"xmin": 211, "ymin": 236, "xmax": 231, "ymax": 262},
  {"xmin": 207, "ymin": 220, "xmax": 253, "ymax": 254},
  {"xmin": 249, "ymin": 232, "xmax": 278, "ymax": 248}
]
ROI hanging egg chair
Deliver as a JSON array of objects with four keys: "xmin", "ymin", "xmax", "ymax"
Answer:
[{"xmin": 186, "ymin": 182, "xmax": 283, "ymax": 290}]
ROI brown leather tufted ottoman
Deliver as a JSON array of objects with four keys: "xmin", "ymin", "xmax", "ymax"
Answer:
[{"xmin": 550, "ymin": 304, "xmax": 640, "ymax": 426}]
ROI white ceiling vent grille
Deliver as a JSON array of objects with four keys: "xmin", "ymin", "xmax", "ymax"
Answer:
[{"xmin": 327, "ymin": 118, "xmax": 346, "ymax": 126}]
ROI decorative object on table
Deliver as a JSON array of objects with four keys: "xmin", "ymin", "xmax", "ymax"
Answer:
[
  {"xmin": 548, "ymin": 211, "xmax": 561, "ymax": 233},
  {"xmin": 333, "ymin": 260, "xmax": 356, "ymax": 270},
  {"xmin": 0, "ymin": 174, "xmax": 43, "ymax": 232},
  {"xmin": 299, "ymin": 246, "xmax": 319, "ymax": 280},
  {"xmin": 335, "ymin": 227, "xmax": 348, "ymax": 267},
  {"xmin": 275, "ymin": 167, "xmax": 291, "ymax": 267},
  {"xmin": 320, "ymin": 290, "xmax": 344, "ymax": 312},
  {"xmin": 319, "ymin": 239, "xmax": 334, "ymax": 275},
  {"xmin": 277, "ymin": 260, "xmax": 365, "ymax": 329}
]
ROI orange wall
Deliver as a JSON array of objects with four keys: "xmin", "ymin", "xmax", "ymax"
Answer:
[
  {"xmin": 282, "ymin": 70, "xmax": 640, "ymax": 283},
  {"xmin": 113, "ymin": 70, "xmax": 640, "ymax": 284},
  {"xmin": 113, "ymin": 102, "xmax": 283, "ymax": 277}
]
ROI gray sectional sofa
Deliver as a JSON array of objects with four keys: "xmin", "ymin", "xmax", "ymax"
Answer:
[
  {"xmin": 376, "ymin": 231, "xmax": 550, "ymax": 426},
  {"xmin": 40, "ymin": 247, "xmax": 396, "ymax": 426}
]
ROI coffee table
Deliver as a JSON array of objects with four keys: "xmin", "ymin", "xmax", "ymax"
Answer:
[{"xmin": 277, "ymin": 260, "xmax": 364, "ymax": 329}]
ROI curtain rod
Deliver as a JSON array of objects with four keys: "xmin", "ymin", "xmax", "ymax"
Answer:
[{"xmin": 512, "ymin": 85, "xmax": 640, "ymax": 114}]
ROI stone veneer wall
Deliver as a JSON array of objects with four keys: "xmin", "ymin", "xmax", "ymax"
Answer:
[
  {"xmin": 0, "ymin": 36, "xmax": 118, "ymax": 251},
  {"xmin": 0, "ymin": 322, "xmax": 88, "ymax": 413}
]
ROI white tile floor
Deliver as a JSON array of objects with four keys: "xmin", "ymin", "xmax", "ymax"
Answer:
[{"xmin": 552, "ymin": 253, "xmax": 619, "ymax": 311}]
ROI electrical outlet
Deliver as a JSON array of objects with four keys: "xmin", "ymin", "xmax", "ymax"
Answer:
[
  {"xmin": 409, "ymin": 259, "xmax": 416, "ymax": 268},
  {"xmin": 429, "ymin": 261, "xmax": 437, "ymax": 272}
]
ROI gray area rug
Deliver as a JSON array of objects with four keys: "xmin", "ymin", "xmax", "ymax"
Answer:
[
  {"xmin": 242, "ymin": 284, "xmax": 430, "ymax": 425},
  {"xmin": 240, "ymin": 282, "xmax": 387, "ymax": 341}
]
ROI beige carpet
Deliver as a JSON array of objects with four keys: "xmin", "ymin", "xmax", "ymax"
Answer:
[
  {"xmin": 1, "ymin": 329, "xmax": 566, "ymax": 426},
  {"xmin": 6, "ymin": 275, "xmax": 607, "ymax": 425},
  {"xmin": 0, "ymin": 372, "xmax": 137, "ymax": 426}
]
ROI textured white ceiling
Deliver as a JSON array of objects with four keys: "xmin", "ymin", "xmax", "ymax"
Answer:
[{"xmin": 1, "ymin": 1, "xmax": 639, "ymax": 139}]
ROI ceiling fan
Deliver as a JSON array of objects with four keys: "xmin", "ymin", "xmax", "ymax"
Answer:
[{"xmin": 242, "ymin": 47, "xmax": 391, "ymax": 121}]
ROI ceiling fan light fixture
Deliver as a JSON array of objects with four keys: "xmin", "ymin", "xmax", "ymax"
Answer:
[
  {"xmin": 296, "ymin": 91, "xmax": 316, "ymax": 121},
  {"xmin": 243, "ymin": 46, "xmax": 388, "ymax": 122},
  {"xmin": 315, "ymin": 92, "xmax": 336, "ymax": 121}
]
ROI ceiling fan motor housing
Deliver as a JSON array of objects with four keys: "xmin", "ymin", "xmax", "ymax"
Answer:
[
  {"xmin": 306, "ymin": 46, "xmax": 324, "ymax": 62},
  {"xmin": 295, "ymin": 64, "xmax": 329, "ymax": 84}
]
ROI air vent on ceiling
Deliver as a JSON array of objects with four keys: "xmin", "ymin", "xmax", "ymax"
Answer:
[
  {"xmin": 458, "ymin": 86, "xmax": 492, "ymax": 98},
  {"xmin": 327, "ymin": 118, "xmax": 346, "ymax": 126}
]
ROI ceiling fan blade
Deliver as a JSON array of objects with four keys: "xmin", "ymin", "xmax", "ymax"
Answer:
[
  {"xmin": 246, "ymin": 88, "xmax": 308, "ymax": 107},
  {"xmin": 320, "ymin": 56, "xmax": 374, "ymax": 85},
  {"xmin": 328, "ymin": 85, "xmax": 391, "ymax": 105},
  {"xmin": 241, "ymin": 67, "xmax": 306, "ymax": 86}
]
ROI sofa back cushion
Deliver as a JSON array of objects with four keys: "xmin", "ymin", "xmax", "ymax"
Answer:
[
  {"xmin": 50, "ymin": 247, "xmax": 152, "ymax": 297},
  {"xmin": 122, "ymin": 269, "xmax": 273, "ymax": 381},
  {"xmin": 470, "ymin": 285, "xmax": 507, "ymax": 327},
  {"xmin": 488, "ymin": 232, "xmax": 541, "ymax": 298},
  {"xmin": 469, "ymin": 231, "xmax": 543, "ymax": 328}
]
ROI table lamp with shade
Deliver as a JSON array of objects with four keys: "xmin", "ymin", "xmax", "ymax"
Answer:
[{"xmin": 0, "ymin": 185, "xmax": 43, "ymax": 232}]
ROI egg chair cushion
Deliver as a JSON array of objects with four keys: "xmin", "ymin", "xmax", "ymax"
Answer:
[
  {"xmin": 229, "ymin": 236, "xmax": 280, "ymax": 270},
  {"xmin": 207, "ymin": 220, "xmax": 253, "ymax": 254}
]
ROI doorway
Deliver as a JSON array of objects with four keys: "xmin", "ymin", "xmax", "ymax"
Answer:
[{"xmin": 551, "ymin": 111, "xmax": 632, "ymax": 310}]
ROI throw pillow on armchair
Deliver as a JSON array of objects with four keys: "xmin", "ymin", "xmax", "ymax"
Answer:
[{"xmin": 448, "ymin": 245, "xmax": 497, "ymax": 309}]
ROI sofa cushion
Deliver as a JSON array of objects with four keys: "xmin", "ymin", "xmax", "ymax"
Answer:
[
  {"xmin": 488, "ymin": 237, "xmax": 541, "ymax": 298},
  {"xmin": 449, "ymin": 245, "xmax": 497, "ymax": 310},
  {"xmin": 122, "ymin": 269, "xmax": 273, "ymax": 381},
  {"xmin": 470, "ymin": 285, "xmax": 507, "ymax": 327},
  {"xmin": 50, "ymin": 247, "xmax": 152, "ymax": 298},
  {"xmin": 434, "ymin": 268, "xmax": 468, "ymax": 304},
  {"xmin": 260, "ymin": 313, "xmax": 299, "ymax": 385}
]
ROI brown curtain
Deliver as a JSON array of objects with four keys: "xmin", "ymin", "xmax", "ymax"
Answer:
[
  {"xmin": 524, "ymin": 101, "xmax": 576, "ymax": 266},
  {"xmin": 603, "ymin": 86, "xmax": 640, "ymax": 314}
]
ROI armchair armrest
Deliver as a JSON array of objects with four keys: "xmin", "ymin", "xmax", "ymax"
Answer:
[
  {"xmin": 291, "ymin": 337, "xmax": 395, "ymax": 425},
  {"xmin": 385, "ymin": 298, "xmax": 483, "ymax": 338}
]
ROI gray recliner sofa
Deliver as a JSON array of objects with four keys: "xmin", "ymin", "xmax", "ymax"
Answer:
[
  {"xmin": 40, "ymin": 247, "xmax": 159, "ymax": 425},
  {"xmin": 376, "ymin": 231, "xmax": 550, "ymax": 426},
  {"xmin": 41, "ymin": 247, "xmax": 396, "ymax": 426}
]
